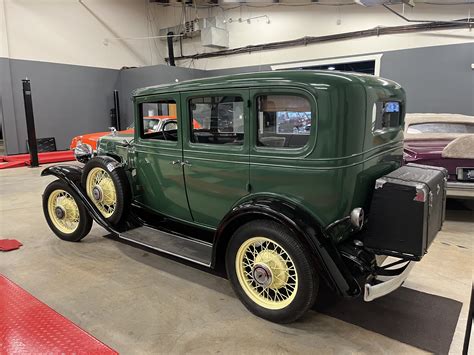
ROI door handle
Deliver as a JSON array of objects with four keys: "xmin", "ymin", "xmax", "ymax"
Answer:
[
  {"xmin": 181, "ymin": 160, "xmax": 192, "ymax": 167},
  {"xmin": 170, "ymin": 160, "xmax": 181, "ymax": 165}
]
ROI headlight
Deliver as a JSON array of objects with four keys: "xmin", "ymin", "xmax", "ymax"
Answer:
[{"xmin": 74, "ymin": 143, "xmax": 93, "ymax": 163}]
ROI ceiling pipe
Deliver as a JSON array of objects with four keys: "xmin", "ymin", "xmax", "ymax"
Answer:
[
  {"xmin": 382, "ymin": 4, "xmax": 473, "ymax": 24},
  {"xmin": 167, "ymin": 19, "xmax": 472, "ymax": 62},
  {"xmin": 167, "ymin": 31, "xmax": 176, "ymax": 66}
]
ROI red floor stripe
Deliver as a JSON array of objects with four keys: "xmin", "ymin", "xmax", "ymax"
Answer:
[{"xmin": 0, "ymin": 275, "xmax": 118, "ymax": 354}]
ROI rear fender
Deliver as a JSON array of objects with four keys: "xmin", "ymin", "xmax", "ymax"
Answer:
[
  {"xmin": 214, "ymin": 195, "xmax": 361, "ymax": 298},
  {"xmin": 41, "ymin": 165, "xmax": 118, "ymax": 234}
]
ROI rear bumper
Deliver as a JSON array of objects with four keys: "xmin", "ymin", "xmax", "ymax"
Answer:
[
  {"xmin": 447, "ymin": 181, "xmax": 474, "ymax": 199},
  {"xmin": 364, "ymin": 262, "xmax": 415, "ymax": 302}
]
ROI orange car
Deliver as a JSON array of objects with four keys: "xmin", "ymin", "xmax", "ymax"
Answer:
[{"xmin": 70, "ymin": 116, "xmax": 194, "ymax": 151}]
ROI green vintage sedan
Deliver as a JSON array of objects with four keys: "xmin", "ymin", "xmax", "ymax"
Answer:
[{"xmin": 41, "ymin": 71, "xmax": 447, "ymax": 323}]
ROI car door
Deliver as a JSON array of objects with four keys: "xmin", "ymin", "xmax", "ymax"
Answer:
[
  {"xmin": 181, "ymin": 89, "xmax": 250, "ymax": 228},
  {"xmin": 249, "ymin": 88, "xmax": 319, "ymax": 215},
  {"xmin": 133, "ymin": 93, "xmax": 193, "ymax": 222}
]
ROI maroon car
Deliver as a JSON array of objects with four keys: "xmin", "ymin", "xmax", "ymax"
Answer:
[{"xmin": 404, "ymin": 114, "xmax": 474, "ymax": 198}]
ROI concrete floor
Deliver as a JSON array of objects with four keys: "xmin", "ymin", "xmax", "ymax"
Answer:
[{"xmin": 0, "ymin": 164, "xmax": 472, "ymax": 354}]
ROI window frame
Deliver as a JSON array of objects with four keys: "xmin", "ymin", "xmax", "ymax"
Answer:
[
  {"xmin": 250, "ymin": 88, "xmax": 317, "ymax": 156},
  {"xmin": 188, "ymin": 95, "xmax": 246, "ymax": 146},
  {"xmin": 135, "ymin": 95, "xmax": 180, "ymax": 145},
  {"xmin": 184, "ymin": 91, "xmax": 249, "ymax": 153},
  {"xmin": 271, "ymin": 53, "xmax": 383, "ymax": 76},
  {"xmin": 371, "ymin": 99, "xmax": 404, "ymax": 136}
]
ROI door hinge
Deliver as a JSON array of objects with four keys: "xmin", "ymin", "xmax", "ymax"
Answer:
[{"xmin": 246, "ymin": 183, "xmax": 252, "ymax": 193}]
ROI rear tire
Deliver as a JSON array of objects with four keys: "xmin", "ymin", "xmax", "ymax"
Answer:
[
  {"xmin": 226, "ymin": 220, "xmax": 319, "ymax": 323},
  {"xmin": 43, "ymin": 180, "xmax": 93, "ymax": 242},
  {"xmin": 82, "ymin": 157, "xmax": 130, "ymax": 225}
]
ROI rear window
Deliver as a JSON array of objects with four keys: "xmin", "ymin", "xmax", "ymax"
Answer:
[
  {"xmin": 257, "ymin": 94, "xmax": 312, "ymax": 148},
  {"xmin": 372, "ymin": 101, "xmax": 402, "ymax": 133},
  {"xmin": 407, "ymin": 122, "xmax": 474, "ymax": 134}
]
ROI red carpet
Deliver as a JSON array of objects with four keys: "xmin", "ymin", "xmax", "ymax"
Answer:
[
  {"xmin": 0, "ymin": 151, "xmax": 74, "ymax": 169},
  {"xmin": 0, "ymin": 275, "xmax": 118, "ymax": 354}
]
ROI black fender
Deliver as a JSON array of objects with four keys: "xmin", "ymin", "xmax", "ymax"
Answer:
[
  {"xmin": 213, "ymin": 195, "xmax": 361, "ymax": 298},
  {"xmin": 92, "ymin": 155, "xmax": 124, "ymax": 172},
  {"xmin": 41, "ymin": 165, "xmax": 119, "ymax": 234}
]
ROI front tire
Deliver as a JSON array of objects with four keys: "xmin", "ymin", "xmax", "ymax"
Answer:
[
  {"xmin": 226, "ymin": 220, "xmax": 319, "ymax": 323},
  {"xmin": 43, "ymin": 180, "xmax": 93, "ymax": 242}
]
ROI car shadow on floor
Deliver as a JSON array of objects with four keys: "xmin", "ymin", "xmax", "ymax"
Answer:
[{"xmin": 101, "ymin": 202, "xmax": 470, "ymax": 354}]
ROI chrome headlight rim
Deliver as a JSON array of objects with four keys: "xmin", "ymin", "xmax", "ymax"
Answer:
[{"xmin": 74, "ymin": 142, "xmax": 93, "ymax": 164}]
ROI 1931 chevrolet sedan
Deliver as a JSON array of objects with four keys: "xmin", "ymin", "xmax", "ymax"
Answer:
[{"xmin": 42, "ymin": 71, "xmax": 447, "ymax": 323}]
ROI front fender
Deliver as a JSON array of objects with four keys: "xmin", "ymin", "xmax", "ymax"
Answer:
[
  {"xmin": 41, "ymin": 165, "xmax": 117, "ymax": 234},
  {"xmin": 214, "ymin": 195, "xmax": 361, "ymax": 298}
]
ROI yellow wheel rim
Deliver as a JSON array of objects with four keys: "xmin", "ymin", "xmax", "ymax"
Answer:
[
  {"xmin": 235, "ymin": 236, "xmax": 298, "ymax": 310},
  {"xmin": 47, "ymin": 189, "xmax": 80, "ymax": 234},
  {"xmin": 86, "ymin": 167, "xmax": 117, "ymax": 218}
]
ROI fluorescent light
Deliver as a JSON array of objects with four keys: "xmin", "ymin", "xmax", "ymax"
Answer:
[{"xmin": 328, "ymin": 66, "xmax": 335, "ymax": 70}]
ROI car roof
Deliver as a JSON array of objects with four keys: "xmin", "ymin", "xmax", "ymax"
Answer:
[
  {"xmin": 404, "ymin": 113, "xmax": 474, "ymax": 140},
  {"xmin": 405, "ymin": 113, "xmax": 474, "ymax": 127},
  {"xmin": 132, "ymin": 70, "xmax": 395, "ymax": 98}
]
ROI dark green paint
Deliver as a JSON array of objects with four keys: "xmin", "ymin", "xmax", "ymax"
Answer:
[{"xmin": 98, "ymin": 70, "xmax": 405, "ymax": 240}]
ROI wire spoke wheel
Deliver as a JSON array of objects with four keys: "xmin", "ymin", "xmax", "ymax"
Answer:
[
  {"xmin": 47, "ymin": 189, "xmax": 80, "ymax": 234},
  {"xmin": 235, "ymin": 236, "xmax": 298, "ymax": 310},
  {"xmin": 86, "ymin": 167, "xmax": 117, "ymax": 218}
]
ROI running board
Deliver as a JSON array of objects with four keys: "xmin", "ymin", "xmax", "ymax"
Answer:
[{"xmin": 118, "ymin": 226, "xmax": 213, "ymax": 267}]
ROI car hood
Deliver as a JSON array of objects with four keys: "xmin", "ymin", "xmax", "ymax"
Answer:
[
  {"xmin": 99, "ymin": 132, "xmax": 134, "ymax": 144},
  {"xmin": 70, "ymin": 129, "xmax": 134, "ymax": 150},
  {"xmin": 86, "ymin": 129, "xmax": 134, "ymax": 141}
]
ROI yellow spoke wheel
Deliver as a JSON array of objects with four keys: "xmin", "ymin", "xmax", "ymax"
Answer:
[
  {"xmin": 86, "ymin": 167, "xmax": 117, "ymax": 218},
  {"xmin": 235, "ymin": 236, "xmax": 298, "ymax": 310},
  {"xmin": 47, "ymin": 189, "xmax": 80, "ymax": 234}
]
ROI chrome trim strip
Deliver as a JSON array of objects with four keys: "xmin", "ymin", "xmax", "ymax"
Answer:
[
  {"xmin": 447, "ymin": 181, "xmax": 474, "ymax": 189},
  {"xmin": 446, "ymin": 181, "xmax": 474, "ymax": 198}
]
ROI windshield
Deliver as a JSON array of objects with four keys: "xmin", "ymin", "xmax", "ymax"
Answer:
[{"xmin": 407, "ymin": 122, "xmax": 474, "ymax": 134}]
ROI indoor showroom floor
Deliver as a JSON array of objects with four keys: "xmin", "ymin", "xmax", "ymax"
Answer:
[{"xmin": 0, "ymin": 164, "xmax": 472, "ymax": 355}]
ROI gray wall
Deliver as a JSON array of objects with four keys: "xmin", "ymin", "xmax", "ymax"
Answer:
[
  {"xmin": 0, "ymin": 58, "xmax": 18, "ymax": 154},
  {"xmin": 1, "ymin": 43, "xmax": 472, "ymax": 155},
  {"xmin": 381, "ymin": 43, "xmax": 473, "ymax": 116},
  {"xmin": 207, "ymin": 64, "xmax": 271, "ymax": 77},
  {"xmin": 208, "ymin": 43, "xmax": 473, "ymax": 116},
  {"xmin": 118, "ymin": 65, "xmax": 207, "ymax": 127},
  {"xmin": 0, "ymin": 58, "xmax": 119, "ymax": 155}
]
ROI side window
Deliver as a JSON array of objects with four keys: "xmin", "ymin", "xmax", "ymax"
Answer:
[
  {"xmin": 140, "ymin": 100, "xmax": 178, "ymax": 141},
  {"xmin": 372, "ymin": 101, "xmax": 401, "ymax": 133},
  {"xmin": 257, "ymin": 94, "xmax": 312, "ymax": 148},
  {"xmin": 189, "ymin": 96, "xmax": 244, "ymax": 145}
]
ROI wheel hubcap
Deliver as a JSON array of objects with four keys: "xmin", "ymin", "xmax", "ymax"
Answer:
[
  {"xmin": 54, "ymin": 206, "xmax": 65, "ymax": 219},
  {"xmin": 92, "ymin": 185, "xmax": 103, "ymax": 202},
  {"xmin": 235, "ymin": 237, "xmax": 298, "ymax": 310},
  {"xmin": 252, "ymin": 264, "xmax": 273, "ymax": 287},
  {"xmin": 47, "ymin": 189, "xmax": 80, "ymax": 234}
]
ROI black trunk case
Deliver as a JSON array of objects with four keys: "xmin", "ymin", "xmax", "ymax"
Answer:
[{"xmin": 363, "ymin": 163, "xmax": 447, "ymax": 260}]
